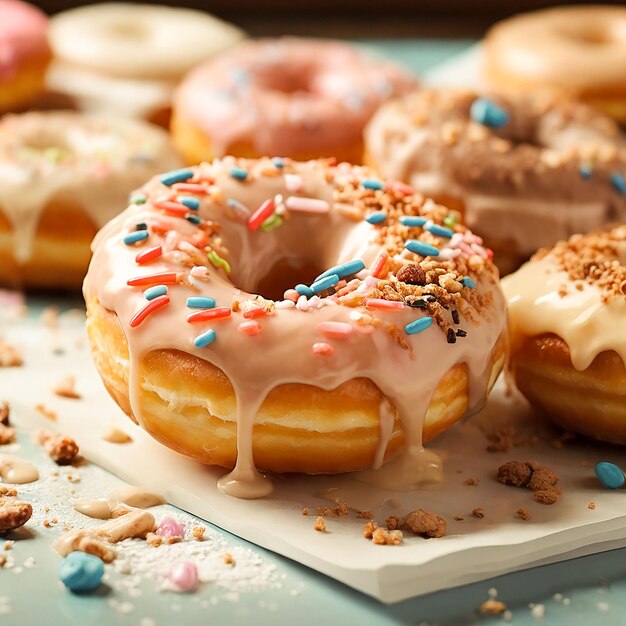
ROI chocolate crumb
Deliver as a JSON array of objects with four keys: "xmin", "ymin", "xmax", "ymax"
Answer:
[
  {"xmin": 497, "ymin": 461, "xmax": 533, "ymax": 487},
  {"xmin": 516, "ymin": 508, "xmax": 531, "ymax": 521},
  {"xmin": 452, "ymin": 309, "xmax": 460, "ymax": 325},
  {"xmin": 396, "ymin": 264, "xmax": 426, "ymax": 285},
  {"xmin": 385, "ymin": 515, "xmax": 401, "ymax": 531},
  {"xmin": 402, "ymin": 509, "xmax": 446, "ymax": 538},
  {"xmin": 472, "ymin": 508, "xmax": 485, "ymax": 519},
  {"xmin": 446, "ymin": 328, "xmax": 457, "ymax": 344}
]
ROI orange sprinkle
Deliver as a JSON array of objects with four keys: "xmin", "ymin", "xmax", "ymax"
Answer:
[{"xmin": 129, "ymin": 295, "xmax": 170, "ymax": 328}]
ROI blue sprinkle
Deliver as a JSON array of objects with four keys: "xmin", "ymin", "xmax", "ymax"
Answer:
[
  {"xmin": 595, "ymin": 461, "xmax": 625, "ymax": 489},
  {"xmin": 59, "ymin": 552, "xmax": 104, "ymax": 593},
  {"xmin": 362, "ymin": 179, "xmax": 384, "ymax": 191},
  {"xmin": 131, "ymin": 194, "xmax": 147, "ymax": 205},
  {"xmin": 272, "ymin": 157, "xmax": 285, "ymax": 169},
  {"xmin": 186, "ymin": 296, "xmax": 216, "ymax": 309},
  {"xmin": 316, "ymin": 260, "xmax": 365, "ymax": 282},
  {"xmin": 123, "ymin": 230, "xmax": 149, "ymax": 246},
  {"xmin": 144, "ymin": 285, "xmax": 168, "ymax": 300},
  {"xmin": 461, "ymin": 277, "xmax": 476, "ymax": 289},
  {"xmin": 365, "ymin": 211, "xmax": 387, "ymax": 225},
  {"xmin": 194, "ymin": 329, "xmax": 217, "ymax": 348},
  {"xmin": 405, "ymin": 316, "xmax": 433, "ymax": 336},
  {"xmin": 135, "ymin": 222, "xmax": 148, "ymax": 231},
  {"xmin": 186, "ymin": 213, "xmax": 201, "ymax": 225},
  {"xmin": 399, "ymin": 216, "xmax": 427, "ymax": 227},
  {"xmin": 178, "ymin": 196, "xmax": 200, "ymax": 211},
  {"xmin": 426, "ymin": 223, "xmax": 454, "ymax": 238},
  {"xmin": 610, "ymin": 172, "xmax": 626, "ymax": 195},
  {"xmin": 405, "ymin": 240, "xmax": 440, "ymax": 257},
  {"xmin": 295, "ymin": 284, "xmax": 314, "ymax": 298},
  {"xmin": 470, "ymin": 98, "xmax": 509, "ymax": 129},
  {"xmin": 160, "ymin": 168, "xmax": 194, "ymax": 186},
  {"xmin": 310, "ymin": 274, "xmax": 339, "ymax": 294},
  {"xmin": 579, "ymin": 163, "xmax": 593, "ymax": 180},
  {"xmin": 230, "ymin": 166, "xmax": 248, "ymax": 181}
]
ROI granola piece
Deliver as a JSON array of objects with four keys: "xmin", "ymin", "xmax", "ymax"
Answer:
[
  {"xmin": 314, "ymin": 517, "xmax": 326, "ymax": 533},
  {"xmin": 516, "ymin": 508, "xmax": 531, "ymax": 521},
  {"xmin": 385, "ymin": 515, "xmax": 402, "ymax": 531},
  {"xmin": 0, "ymin": 493, "xmax": 32, "ymax": 534},
  {"xmin": 480, "ymin": 599, "xmax": 508, "ymax": 615},
  {"xmin": 362, "ymin": 521, "xmax": 378, "ymax": 539},
  {"xmin": 0, "ymin": 341, "xmax": 22, "ymax": 367},
  {"xmin": 192, "ymin": 525, "xmax": 206, "ymax": 541},
  {"xmin": 497, "ymin": 461, "xmax": 533, "ymax": 487},
  {"xmin": 372, "ymin": 527, "xmax": 403, "ymax": 545},
  {"xmin": 146, "ymin": 532, "xmax": 163, "ymax": 548},
  {"xmin": 44, "ymin": 434, "xmax": 79, "ymax": 465},
  {"xmin": 396, "ymin": 264, "xmax": 426, "ymax": 285},
  {"xmin": 52, "ymin": 376, "xmax": 81, "ymax": 400},
  {"xmin": 402, "ymin": 509, "xmax": 446, "ymax": 538}
]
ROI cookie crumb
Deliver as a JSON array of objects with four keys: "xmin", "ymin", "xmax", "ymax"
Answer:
[
  {"xmin": 52, "ymin": 376, "xmax": 81, "ymax": 399},
  {"xmin": 34, "ymin": 404, "xmax": 57, "ymax": 421},
  {"xmin": 402, "ymin": 509, "xmax": 446, "ymax": 538},
  {"xmin": 371, "ymin": 527, "xmax": 403, "ymax": 545},
  {"xmin": 588, "ymin": 502, "xmax": 596, "ymax": 510},
  {"xmin": 0, "ymin": 488, "xmax": 32, "ymax": 534},
  {"xmin": 362, "ymin": 520, "xmax": 378, "ymax": 539},
  {"xmin": 516, "ymin": 508, "xmax": 531, "ymax": 521},
  {"xmin": 0, "ymin": 425, "xmax": 15, "ymax": 445},
  {"xmin": 44, "ymin": 434, "xmax": 79, "ymax": 465},
  {"xmin": 480, "ymin": 599, "xmax": 507, "ymax": 615},
  {"xmin": 192, "ymin": 525, "xmax": 205, "ymax": 541},
  {"xmin": 223, "ymin": 552, "xmax": 235, "ymax": 566},
  {"xmin": 0, "ymin": 341, "xmax": 23, "ymax": 367},
  {"xmin": 316, "ymin": 501, "xmax": 348, "ymax": 517},
  {"xmin": 464, "ymin": 477, "xmax": 480, "ymax": 486},
  {"xmin": 472, "ymin": 508, "xmax": 485, "ymax": 519},
  {"xmin": 301, "ymin": 508, "xmax": 309, "ymax": 516},
  {"xmin": 385, "ymin": 515, "xmax": 401, "ymax": 531},
  {"xmin": 497, "ymin": 461, "xmax": 533, "ymax": 487},
  {"xmin": 355, "ymin": 510, "xmax": 373, "ymax": 519},
  {"xmin": 314, "ymin": 517, "xmax": 326, "ymax": 533}
]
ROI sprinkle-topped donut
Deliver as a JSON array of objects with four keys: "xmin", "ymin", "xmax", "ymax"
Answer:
[
  {"xmin": 0, "ymin": 0, "xmax": 51, "ymax": 112},
  {"xmin": 84, "ymin": 157, "xmax": 507, "ymax": 498},
  {"xmin": 503, "ymin": 225, "xmax": 626, "ymax": 443},
  {"xmin": 0, "ymin": 111, "xmax": 182, "ymax": 289},
  {"xmin": 365, "ymin": 88, "xmax": 626, "ymax": 274},
  {"xmin": 171, "ymin": 38, "xmax": 418, "ymax": 164}
]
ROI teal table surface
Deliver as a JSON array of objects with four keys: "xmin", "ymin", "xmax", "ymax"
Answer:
[{"xmin": 3, "ymin": 40, "xmax": 626, "ymax": 626}]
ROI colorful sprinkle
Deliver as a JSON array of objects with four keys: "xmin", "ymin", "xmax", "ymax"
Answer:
[
  {"xmin": 365, "ymin": 298, "xmax": 404, "ymax": 311},
  {"xmin": 135, "ymin": 245, "xmax": 162, "ymax": 265},
  {"xmin": 312, "ymin": 342, "xmax": 334, "ymax": 356},
  {"xmin": 227, "ymin": 198, "xmax": 251, "ymax": 220},
  {"xmin": 172, "ymin": 182, "xmax": 207, "ymax": 194},
  {"xmin": 186, "ymin": 296, "xmax": 216, "ymax": 309},
  {"xmin": 154, "ymin": 199, "xmax": 189, "ymax": 216},
  {"xmin": 316, "ymin": 260, "xmax": 365, "ymax": 281},
  {"xmin": 144, "ymin": 285, "xmax": 167, "ymax": 300},
  {"xmin": 239, "ymin": 320, "xmax": 262, "ymax": 335},
  {"xmin": 284, "ymin": 174, "xmax": 303, "ymax": 192},
  {"xmin": 243, "ymin": 307, "xmax": 267, "ymax": 319},
  {"xmin": 59, "ymin": 552, "xmax": 104, "ymax": 593},
  {"xmin": 261, "ymin": 214, "xmax": 283, "ymax": 232},
  {"xmin": 318, "ymin": 321, "xmax": 352, "ymax": 339},
  {"xmin": 230, "ymin": 166, "xmax": 248, "ymax": 181},
  {"xmin": 295, "ymin": 284, "xmax": 314, "ymax": 298},
  {"xmin": 187, "ymin": 307, "xmax": 231, "ymax": 323},
  {"xmin": 405, "ymin": 240, "xmax": 440, "ymax": 257},
  {"xmin": 579, "ymin": 163, "xmax": 593, "ymax": 180},
  {"xmin": 130, "ymin": 194, "xmax": 147, "ymax": 205},
  {"xmin": 178, "ymin": 196, "xmax": 200, "ymax": 211},
  {"xmin": 370, "ymin": 250, "xmax": 389, "ymax": 279},
  {"xmin": 405, "ymin": 316, "xmax": 433, "ymax": 335},
  {"xmin": 595, "ymin": 462, "xmax": 625, "ymax": 489},
  {"xmin": 610, "ymin": 172, "xmax": 626, "ymax": 195},
  {"xmin": 362, "ymin": 178, "xmax": 383, "ymax": 190},
  {"xmin": 272, "ymin": 157, "xmax": 285, "ymax": 169},
  {"xmin": 365, "ymin": 211, "xmax": 387, "ymax": 225},
  {"xmin": 285, "ymin": 196, "xmax": 330, "ymax": 213},
  {"xmin": 208, "ymin": 251, "xmax": 231, "ymax": 274},
  {"xmin": 461, "ymin": 277, "xmax": 476, "ymax": 289},
  {"xmin": 310, "ymin": 274, "xmax": 339, "ymax": 294},
  {"xmin": 248, "ymin": 199, "xmax": 276, "ymax": 231},
  {"xmin": 193, "ymin": 329, "xmax": 217, "ymax": 348},
  {"xmin": 123, "ymin": 230, "xmax": 149, "ymax": 246},
  {"xmin": 443, "ymin": 214, "xmax": 458, "ymax": 228},
  {"xmin": 169, "ymin": 562, "xmax": 199, "ymax": 592},
  {"xmin": 426, "ymin": 223, "xmax": 454, "ymax": 238},
  {"xmin": 127, "ymin": 272, "xmax": 179, "ymax": 287},
  {"xmin": 160, "ymin": 168, "xmax": 194, "ymax": 186},
  {"xmin": 399, "ymin": 216, "xmax": 427, "ymax": 227},
  {"xmin": 130, "ymin": 295, "xmax": 170, "ymax": 328},
  {"xmin": 156, "ymin": 516, "xmax": 186, "ymax": 539},
  {"xmin": 470, "ymin": 98, "xmax": 509, "ymax": 129},
  {"xmin": 386, "ymin": 180, "xmax": 414, "ymax": 196},
  {"xmin": 186, "ymin": 213, "xmax": 201, "ymax": 225}
]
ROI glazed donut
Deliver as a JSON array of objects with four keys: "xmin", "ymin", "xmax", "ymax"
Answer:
[
  {"xmin": 83, "ymin": 157, "xmax": 507, "ymax": 498},
  {"xmin": 365, "ymin": 88, "xmax": 626, "ymax": 275},
  {"xmin": 47, "ymin": 3, "xmax": 244, "ymax": 127},
  {"xmin": 171, "ymin": 38, "xmax": 417, "ymax": 164},
  {"xmin": 0, "ymin": 112, "xmax": 182, "ymax": 289},
  {"xmin": 484, "ymin": 6, "xmax": 626, "ymax": 124},
  {"xmin": 0, "ymin": 0, "xmax": 50, "ymax": 113},
  {"xmin": 503, "ymin": 226, "xmax": 626, "ymax": 444}
]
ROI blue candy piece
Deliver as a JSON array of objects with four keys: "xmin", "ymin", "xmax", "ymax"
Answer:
[
  {"xmin": 362, "ymin": 178, "xmax": 384, "ymax": 191},
  {"xmin": 310, "ymin": 274, "xmax": 339, "ymax": 294},
  {"xmin": 194, "ymin": 329, "xmax": 216, "ymax": 348},
  {"xmin": 399, "ymin": 216, "xmax": 427, "ymax": 227},
  {"xmin": 185, "ymin": 213, "xmax": 201, "ymax": 225},
  {"xmin": 365, "ymin": 211, "xmax": 387, "ymax": 225},
  {"xmin": 470, "ymin": 98, "xmax": 509, "ymax": 129},
  {"xmin": 610, "ymin": 172, "xmax": 626, "ymax": 195},
  {"xmin": 178, "ymin": 196, "xmax": 200, "ymax": 211},
  {"xmin": 186, "ymin": 296, "xmax": 216, "ymax": 309},
  {"xmin": 144, "ymin": 285, "xmax": 167, "ymax": 301},
  {"xmin": 405, "ymin": 240, "xmax": 440, "ymax": 257},
  {"xmin": 295, "ymin": 284, "xmax": 314, "ymax": 298},
  {"xmin": 405, "ymin": 316, "xmax": 433, "ymax": 336},
  {"xmin": 579, "ymin": 163, "xmax": 593, "ymax": 180},
  {"xmin": 159, "ymin": 168, "xmax": 194, "ymax": 186},
  {"xmin": 595, "ymin": 462, "xmax": 625, "ymax": 489},
  {"xmin": 315, "ymin": 260, "xmax": 365, "ymax": 282},
  {"xmin": 123, "ymin": 230, "xmax": 149, "ymax": 246},
  {"xmin": 426, "ymin": 223, "xmax": 454, "ymax": 238},
  {"xmin": 461, "ymin": 277, "xmax": 476, "ymax": 289},
  {"xmin": 59, "ymin": 552, "xmax": 104, "ymax": 593},
  {"xmin": 272, "ymin": 157, "xmax": 285, "ymax": 169},
  {"xmin": 229, "ymin": 166, "xmax": 248, "ymax": 181}
]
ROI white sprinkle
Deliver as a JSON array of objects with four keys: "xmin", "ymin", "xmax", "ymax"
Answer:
[
  {"xmin": 598, "ymin": 601, "xmax": 609, "ymax": 612},
  {"xmin": 284, "ymin": 174, "xmax": 303, "ymax": 192},
  {"xmin": 488, "ymin": 587, "xmax": 498, "ymax": 598},
  {"xmin": 563, "ymin": 598, "xmax": 571, "ymax": 606},
  {"xmin": 275, "ymin": 300, "xmax": 295, "ymax": 309},
  {"xmin": 23, "ymin": 557, "xmax": 36, "ymax": 568},
  {"xmin": 296, "ymin": 296, "xmax": 309, "ymax": 311},
  {"xmin": 529, "ymin": 603, "xmax": 545, "ymax": 619},
  {"xmin": 504, "ymin": 610, "xmax": 513, "ymax": 622},
  {"xmin": 285, "ymin": 196, "xmax": 329, "ymax": 213}
]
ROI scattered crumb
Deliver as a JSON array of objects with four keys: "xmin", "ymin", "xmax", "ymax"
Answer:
[
  {"xmin": 362, "ymin": 521, "xmax": 377, "ymax": 539},
  {"xmin": 314, "ymin": 517, "xmax": 326, "ymax": 533},
  {"xmin": 102, "ymin": 427, "xmax": 132, "ymax": 444},
  {"xmin": 301, "ymin": 508, "xmax": 309, "ymax": 516},
  {"xmin": 385, "ymin": 515, "xmax": 401, "ymax": 531},
  {"xmin": 454, "ymin": 516, "xmax": 465, "ymax": 522},
  {"xmin": 497, "ymin": 461, "xmax": 533, "ymax": 487},
  {"xmin": 192, "ymin": 526, "xmax": 205, "ymax": 541},
  {"xmin": 52, "ymin": 376, "xmax": 81, "ymax": 399},
  {"xmin": 464, "ymin": 477, "xmax": 480, "ymax": 486},
  {"xmin": 472, "ymin": 508, "xmax": 485, "ymax": 519},
  {"xmin": 34, "ymin": 404, "xmax": 57, "ymax": 421},
  {"xmin": 498, "ymin": 460, "xmax": 561, "ymax": 505},
  {"xmin": 0, "ymin": 554, "xmax": 5, "ymax": 568},
  {"xmin": 40, "ymin": 433, "xmax": 80, "ymax": 465},
  {"xmin": 371, "ymin": 527, "xmax": 403, "ymax": 545},
  {"xmin": 0, "ymin": 403, "xmax": 9, "ymax": 426},
  {"xmin": 402, "ymin": 509, "xmax": 446, "ymax": 538},
  {"xmin": 516, "ymin": 508, "xmax": 531, "ymax": 521},
  {"xmin": 0, "ymin": 341, "xmax": 23, "ymax": 367},
  {"xmin": 530, "ymin": 603, "xmax": 545, "ymax": 619},
  {"xmin": 355, "ymin": 511, "xmax": 373, "ymax": 519},
  {"xmin": 316, "ymin": 501, "xmax": 348, "ymax": 517},
  {"xmin": 0, "ymin": 425, "xmax": 15, "ymax": 446},
  {"xmin": 223, "ymin": 552, "xmax": 235, "ymax": 566},
  {"xmin": 588, "ymin": 502, "xmax": 596, "ymax": 510},
  {"xmin": 480, "ymin": 599, "xmax": 507, "ymax": 615}
]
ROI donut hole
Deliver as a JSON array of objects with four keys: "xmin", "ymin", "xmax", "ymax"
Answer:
[{"xmin": 252, "ymin": 257, "xmax": 326, "ymax": 301}]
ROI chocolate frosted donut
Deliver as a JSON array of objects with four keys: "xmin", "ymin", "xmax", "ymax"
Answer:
[{"xmin": 365, "ymin": 88, "xmax": 626, "ymax": 274}]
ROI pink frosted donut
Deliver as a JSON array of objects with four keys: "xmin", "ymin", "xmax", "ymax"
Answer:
[
  {"xmin": 171, "ymin": 38, "xmax": 418, "ymax": 164},
  {"xmin": 0, "ymin": 0, "xmax": 50, "ymax": 112}
]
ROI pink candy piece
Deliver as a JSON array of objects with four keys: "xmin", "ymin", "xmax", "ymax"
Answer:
[
  {"xmin": 239, "ymin": 320, "xmax": 262, "ymax": 336},
  {"xmin": 283, "ymin": 289, "xmax": 300, "ymax": 303},
  {"xmin": 156, "ymin": 516, "xmax": 186, "ymax": 539},
  {"xmin": 317, "ymin": 321, "xmax": 352, "ymax": 339},
  {"xmin": 364, "ymin": 298, "xmax": 404, "ymax": 311},
  {"xmin": 169, "ymin": 561, "xmax": 199, "ymax": 592},
  {"xmin": 312, "ymin": 342, "xmax": 334, "ymax": 356}
]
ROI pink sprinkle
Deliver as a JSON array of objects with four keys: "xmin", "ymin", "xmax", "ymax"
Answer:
[
  {"xmin": 284, "ymin": 174, "xmax": 303, "ymax": 192},
  {"xmin": 283, "ymin": 289, "xmax": 299, "ymax": 302},
  {"xmin": 239, "ymin": 320, "xmax": 262, "ymax": 335},
  {"xmin": 365, "ymin": 299, "xmax": 404, "ymax": 311},
  {"xmin": 386, "ymin": 180, "xmax": 414, "ymax": 196},
  {"xmin": 370, "ymin": 250, "xmax": 389, "ymax": 278},
  {"xmin": 157, "ymin": 516, "xmax": 186, "ymax": 539},
  {"xmin": 248, "ymin": 198, "xmax": 275, "ymax": 231},
  {"xmin": 312, "ymin": 342, "xmax": 334, "ymax": 356},
  {"xmin": 285, "ymin": 196, "xmax": 330, "ymax": 213},
  {"xmin": 189, "ymin": 265, "xmax": 211, "ymax": 280},
  {"xmin": 169, "ymin": 561, "xmax": 199, "ymax": 592},
  {"xmin": 318, "ymin": 321, "xmax": 352, "ymax": 339}
]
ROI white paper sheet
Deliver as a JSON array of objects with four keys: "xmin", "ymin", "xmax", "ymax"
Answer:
[
  {"xmin": 423, "ymin": 44, "xmax": 485, "ymax": 89},
  {"xmin": 3, "ymin": 312, "xmax": 626, "ymax": 603}
]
